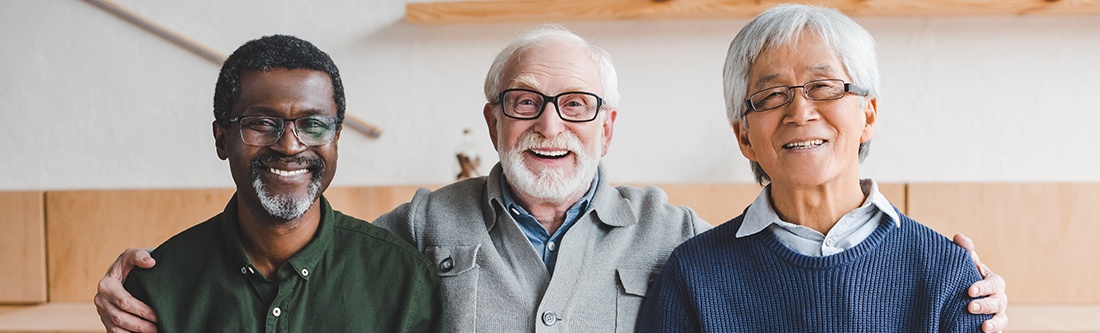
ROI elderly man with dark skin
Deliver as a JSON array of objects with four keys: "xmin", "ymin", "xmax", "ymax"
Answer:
[
  {"xmin": 117, "ymin": 35, "xmax": 443, "ymax": 333},
  {"xmin": 639, "ymin": 4, "xmax": 1001, "ymax": 332},
  {"xmin": 96, "ymin": 26, "xmax": 1006, "ymax": 333}
]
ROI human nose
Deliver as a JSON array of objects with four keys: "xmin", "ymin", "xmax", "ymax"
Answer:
[
  {"xmin": 270, "ymin": 121, "xmax": 308, "ymax": 155},
  {"xmin": 783, "ymin": 88, "xmax": 820, "ymax": 125},
  {"xmin": 531, "ymin": 100, "xmax": 566, "ymax": 137}
]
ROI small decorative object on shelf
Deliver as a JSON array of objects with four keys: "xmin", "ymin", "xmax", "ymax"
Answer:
[{"xmin": 455, "ymin": 128, "xmax": 481, "ymax": 180}]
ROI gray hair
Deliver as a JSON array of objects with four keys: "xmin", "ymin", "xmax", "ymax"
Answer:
[
  {"xmin": 722, "ymin": 4, "xmax": 879, "ymax": 185},
  {"xmin": 484, "ymin": 24, "xmax": 621, "ymax": 108}
]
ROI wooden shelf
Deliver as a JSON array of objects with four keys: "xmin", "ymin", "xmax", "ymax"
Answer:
[{"xmin": 406, "ymin": 0, "xmax": 1100, "ymax": 24}]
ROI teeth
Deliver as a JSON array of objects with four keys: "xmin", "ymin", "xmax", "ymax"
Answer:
[
  {"xmin": 269, "ymin": 168, "xmax": 307, "ymax": 176},
  {"xmin": 784, "ymin": 139, "xmax": 825, "ymax": 149},
  {"xmin": 532, "ymin": 149, "xmax": 568, "ymax": 157}
]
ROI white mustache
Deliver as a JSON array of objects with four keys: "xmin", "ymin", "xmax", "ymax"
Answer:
[{"xmin": 514, "ymin": 131, "xmax": 583, "ymax": 154}]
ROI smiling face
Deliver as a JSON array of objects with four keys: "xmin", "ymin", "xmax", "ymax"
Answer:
[
  {"xmin": 484, "ymin": 39, "xmax": 617, "ymax": 204},
  {"xmin": 214, "ymin": 68, "xmax": 340, "ymax": 221},
  {"xmin": 734, "ymin": 32, "xmax": 876, "ymax": 189}
]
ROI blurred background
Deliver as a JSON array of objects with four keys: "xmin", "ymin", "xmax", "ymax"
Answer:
[{"xmin": 2, "ymin": 1, "xmax": 1098, "ymax": 191}]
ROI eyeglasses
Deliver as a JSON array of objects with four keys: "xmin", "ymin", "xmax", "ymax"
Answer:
[
  {"xmin": 225, "ymin": 115, "xmax": 340, "ymax": 146},
  {"xmin": 498, "ymin": 89, "xmax": 604, "ymax": 122},
  {"xmin": 745, "ymin": 79, "xmax": 869, "ymax": 112}
]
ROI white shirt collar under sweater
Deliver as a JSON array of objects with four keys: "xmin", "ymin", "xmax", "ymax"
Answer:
[{"xmin": 736, "ymin": 178, "xmax": 900, "ymax": 257}]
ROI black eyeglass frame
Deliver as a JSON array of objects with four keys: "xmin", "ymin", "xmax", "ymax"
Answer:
[
  {"xmin": 744, "ymin": 79, "xmax": 870, "ymax": 113},
  {"xmin": 497, "ymin": 88, "xmax": 605, "ymax": 123},
  {"xmin": 223, "ymin": 115, "xmax": 342, "ymax": 147}
]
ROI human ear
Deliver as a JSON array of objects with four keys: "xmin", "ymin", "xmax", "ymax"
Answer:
[
  {"xmin": 732, "ymin": 121, "xmax": 756, "ymax": 161},
  {"xmin": 599, "ymin": 108, "xmax": 617, "ymax": 157},
  {"xmin": 860, "ymin": 98, "xmax": 878, "ymax": 143},
  {"xmin": 213, "ymin": 121, "xmax": 229, "ymax": 160},
  {"xmin": 483, "ymin": 103, "xmax": 499, "ymax": 151}
]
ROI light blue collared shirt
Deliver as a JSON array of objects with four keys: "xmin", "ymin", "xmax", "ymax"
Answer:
[
  {"xmin": 736, "ymin": 179, "xmax": 900, "ymax": 256},
  {"xmin": 500, "ymin": 171, "xmax": 599, "ymax": 275}
]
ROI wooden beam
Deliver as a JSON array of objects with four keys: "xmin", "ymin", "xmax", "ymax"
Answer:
[{"xmin": 407, "ymin": 0, "xmax": 1100, "ymax": 24}]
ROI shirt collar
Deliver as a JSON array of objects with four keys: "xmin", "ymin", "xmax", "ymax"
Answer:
[
  {"xmin": 486, "ymin": 163, "xmax": 636, "ymax": 229},
  {"xmin": 499, "ymin": 168, "xmax": 599, "ymax": 224},
  {"xmin": 736, "ymin": 178, "xmax": 900, "ymax": 238},
  {"xmin": 220, "ymin": 194, "xmax": 335, "ymax": 281}
]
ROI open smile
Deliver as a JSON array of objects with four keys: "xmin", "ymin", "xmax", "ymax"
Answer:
[
  {"xmin": 783, "ymin": 139, "xmax": 827, "ymax": 150},
  {"xmin": 269, "ymin": 167, "xmax": 308, "ymax": 177},
  {"xmin": 528, "ymin": 148, "xmax": 571, "ymax": 160}
]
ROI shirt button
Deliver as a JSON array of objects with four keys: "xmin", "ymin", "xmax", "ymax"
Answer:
[
  {"xmin": 272, "ymin": 307, "xmax": 281, "ymax": 317},
  {"xmin": 541, "ymin": 311, "xmax": 558, "ymax": 326},
  {"xmin": 301, "ymin": 268, "xmax": 309, "ymax": 276},
  {"xmin": 547, "ymin": 241, "xmax": 557, "ymax": 252},
  {"xmin": 439, "ymin": 257, "xmax": 455, "ymax": 273}
]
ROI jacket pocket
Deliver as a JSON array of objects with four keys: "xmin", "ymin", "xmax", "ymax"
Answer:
[
  {"xmin": 425, "ymin": 244, "xmax": 480, "ymax": 332},
  {"xmin": 615, "ymin": 267, "xmax": 656, "ymax": 333}
]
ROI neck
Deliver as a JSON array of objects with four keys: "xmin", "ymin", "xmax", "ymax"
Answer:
[
  {"xmin": 511, "ymin": 184, "xmax": 590, "ymax": 236},
  {"xmin": 236, "ymin": 196, "xmax": 321, "ymax": 279},
  {"xmin": 769, "ymin": 178, "xmax": 866, "ymax": 235}
]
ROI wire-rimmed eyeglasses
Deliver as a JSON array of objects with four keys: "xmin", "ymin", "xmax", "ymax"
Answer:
[
  {"xmin": 224, "ymin": 115, "xmax": 340, "ymax": 146},
  {"xmin": 745, "ymin": 79, "xmax": 869, "ymax": 112}
]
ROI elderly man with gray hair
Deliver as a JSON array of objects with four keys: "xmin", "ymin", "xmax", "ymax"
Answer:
[
  {"xmin": 95, "ymin": 23, "xmax": 1006, "ymax": 333},
  {"xmin": 639, "ymin": 4, "xmax": 1004, "ymax": 332}
]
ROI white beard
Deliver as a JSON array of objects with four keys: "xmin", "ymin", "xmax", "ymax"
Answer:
[
  {"xmin": 498, "ymin": 128, "xmax": 602, "ymax": 205},
  {"xmin": 252, "ymin": 176, "xmax": 320, "ymax": 221}
]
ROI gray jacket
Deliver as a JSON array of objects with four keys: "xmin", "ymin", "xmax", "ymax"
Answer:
[{"xmin": 375, "ymin": 164, "xmax": 711, "ymax": 332}]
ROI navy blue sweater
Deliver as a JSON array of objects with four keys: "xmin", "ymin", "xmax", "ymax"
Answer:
[{"xmin": 638, "ymin": 210, "xmax": 989, "ymax": 332}]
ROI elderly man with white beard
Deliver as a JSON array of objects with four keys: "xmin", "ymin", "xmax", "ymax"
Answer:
[{"xmin": 95, "ymin": 25, "xmax": 1008, "ymax": 333}]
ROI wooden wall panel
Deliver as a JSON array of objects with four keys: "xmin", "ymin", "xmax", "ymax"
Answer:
[
  {"xmin": 325, "ymin": 186, "xmax": 432, "ymax": 222},
  {"xmin": 45, "ymin": 189, "xmax": 234, "ymax": 302},
  {"xmin": 0, "ymin": 192, "xmax": 47, "ymax": 304},
  {"xmin": 907, "ymin": 183, "xmax": 1100, "ymax": 304}
]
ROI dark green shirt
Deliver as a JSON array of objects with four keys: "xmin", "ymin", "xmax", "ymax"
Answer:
[{"xmin": 124, "ymin": 195, "xmax": 444, "ymax": 333}]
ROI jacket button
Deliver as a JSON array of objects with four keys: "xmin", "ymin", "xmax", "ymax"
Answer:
[
  {"xmin": 439, "ymin": 257, "xmax": 454, "ymax": 272},
  {"xmin": 541, "ymin": 311, "xmax": 558, "ymax": 326}
]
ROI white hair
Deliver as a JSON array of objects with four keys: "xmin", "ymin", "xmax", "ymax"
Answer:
[
  {"xmin": 722, "ymin": 4, "xmax": 880, "ymax": 184},
  {"xmin": 484, "ymin": 24, "xmax": 621, "ymax": 108}
]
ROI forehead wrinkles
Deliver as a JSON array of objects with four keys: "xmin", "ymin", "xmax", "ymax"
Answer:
[
  {"xmin": 504, "ymin": 48, "xmax": 599, "ymax": 93},
  {"xmin": 750, "ymin": 44, "xmax": 845, "ymax": 90}
]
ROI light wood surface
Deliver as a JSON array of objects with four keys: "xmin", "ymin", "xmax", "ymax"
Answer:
[
  {"xmin": 908, "ymin": 183, "xmax": 1100, "ymax": 304},
  {"xmin": 406, "ymin": 0, "xmax": 1100, "ymax": 24},
  {"xmin": 0, "ymin": 303, "xmax": 99, "ymax": 333},
  {"xmin": 0, "ymin": 192, "xmax": 47, "ymax": 304},
  {"xmin": 45, "ymin": 189, "xmax": 234, "ymax": 302},
  {"xmin": 325, "ymin": 185, "xmax": 432, "ymax": 222}
]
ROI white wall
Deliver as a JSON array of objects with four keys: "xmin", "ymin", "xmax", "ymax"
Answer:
[{"xmin": 2, "ymin": 1, "xmax": 1098, "ymax": 190}]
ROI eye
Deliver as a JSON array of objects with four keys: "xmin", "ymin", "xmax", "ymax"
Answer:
[
  {"xmin": 243, "ymin": 117, "xmax": 280, "ymax": 131},
  {"xmin": 517, "ymin": 97, "xmax": 538, "ymax": 106}
]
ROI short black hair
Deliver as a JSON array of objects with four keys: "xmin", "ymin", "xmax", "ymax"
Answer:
[{"xmin": 213, "ymin": 34, "xmax": 345, "ymax": 125}]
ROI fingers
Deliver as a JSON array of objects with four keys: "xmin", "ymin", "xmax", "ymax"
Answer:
[
  {"xmin": 968, "ymin": 271, "xmax": 1007, "ymax": 299},
  {"xmin": 96, "ymin": 248, "xmax": 159, "ymax": 332},
  {"xmin": 952, "ymin": 233, "xmax": 985, "ymax": 273},
  {"xmin": 980, "ymin": 311, "xmax": 1008, "ymax": 333},
  {"xmin": 95, "ymin": 286, "xmax": 159, "ymax": 333}
]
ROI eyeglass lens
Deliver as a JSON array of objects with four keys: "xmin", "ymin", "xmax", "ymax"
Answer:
[
  {"xmin": 502, "ymin": 90, "xmax": 600, "ymax": 121},
  {"xmin": 238, "ymin": 116, "xmax": 337, "ymax": 146},
  {"xmin": 749, "ymin": 79, "xmax": 847, "ymax": 111}
]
